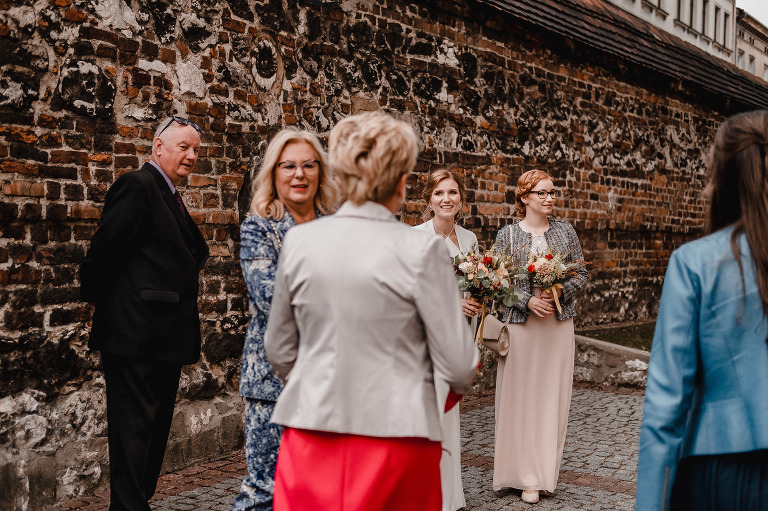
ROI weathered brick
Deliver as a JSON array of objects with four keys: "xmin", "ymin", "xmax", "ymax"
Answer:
[
  {"xmin": 1, "ymin": 161, "xmax": 40, "ymax": 176},
  {"xmin": 69, "ymin": 205, "xmax": 101, "ymax": 219},
  {"xmin": 49, "ymin": 224, "xmax": 72, "ymax": 242},
  {"xmin": 49, "ymin": 305, "xmax": 91, "ymax": 326},
  {"xmin": 141, "ymin": 39, "xmax": 159, "ymax": 58},
  {"xmin": 118, "ymin": 125, "xmax": 139, "ymax": 138},
  {"xmin": 79, "ymin": 25, "xmax": 118, "ymax": 44},
  {"xmin": 45, "ymin": 203, "xmax": 68, "ymax": 220},
  {"xmin": 159, "ymin": 47, "xmax": 176, "ymax": 63},
  {"xmin": 187, "ymin": 101, "xmax": 210, "ymax": 115},
  {"xmin": 114, "ymin": 142, "xmax": 136, "ymax": 154},
  {"xmin": 19, "ymin": 203, "xmax": 43, "ymax": 220},
  {"xmin": 50, "ymin": 150, "xmax": 88, "ymax": 165},
  {"xmin": 4, "ymin": 310, "xmax": 44, "ymax": 330},
  {"xmin": 189, "ymin": 175, "xmax": 217, "ymax": 187},
  {"xmin": 118, "ymin": 37, "xmax": 139, "ymax": 52},
  {"xmin": 114, "ymin": 155, "xmax": 139, "ymax": 168},
  {"xmin": 37, "ymin": 114, "xmax": 58, "ymax": 129},
  {"xmin": 39, "ymin": 165, "xmax": 78, "ymax": 180},
  {"xmin": 3, "ymin": 181, "xmax": 44, "ymax": 197},
  {"xmin": 222, "ymin": 18, "xmax": 246, "ymax": 33},
  {"xmin": 63, "ymin": 183, "xmax": 84, "ymax": 201},
  {"xmin": 64, "ymin": 9, "xmax": 87, "ymax": 22},
  {"xmin": 89, "ymin": 154, "xmax": 112, "ymax": 165},
  {"xmin": 210, "ymin": 84, "xmax": 228, "ymax": 96},
  {"xmin": 0, "ymin": 202, "xmax": 18, "ymax": 221},
  {"xmin": 8, "ymin": 265, "xmax": 41, "ymax": 284},
  {"xmin": 96, "ymin": 43, "xmax": 118, "ymax": 59},
  {"xmin": 131, "ymin": 68, "xmax": 151, "ymax": 86}
]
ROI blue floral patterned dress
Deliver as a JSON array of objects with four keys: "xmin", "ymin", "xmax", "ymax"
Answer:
[{"xmin": 232, "ymin": 211, "xmax": 297, "ymax": 511}]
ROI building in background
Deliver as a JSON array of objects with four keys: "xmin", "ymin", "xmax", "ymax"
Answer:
[
  {"xmin": 604, "ymin": 0, "xmax": 736, "ymax": 63},
  {"xmin": 736, "ymin": 8, "xmax": 768, "ymax": 81}
]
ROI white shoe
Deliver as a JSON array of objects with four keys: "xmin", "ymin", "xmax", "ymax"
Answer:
[{"xmin": 521, "ymin": 490, "xmax": 540, "ymax": 504}]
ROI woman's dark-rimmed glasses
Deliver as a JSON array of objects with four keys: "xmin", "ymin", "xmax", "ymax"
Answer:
[
  {"xmin": 277, "ymin": 160, "xmax": 320, "ymax": 176},
  {"xmin": 157, "ymin": 117, "xmax": 201, "ymax": 137},
  {"xmin": 529, "ymin": 189, "xmax": 560, "ymax": 199}
]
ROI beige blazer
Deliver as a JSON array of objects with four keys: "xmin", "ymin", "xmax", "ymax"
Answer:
[{"xmin": 265, "ymin": 201, "xmax": 479, "ymax": 441}]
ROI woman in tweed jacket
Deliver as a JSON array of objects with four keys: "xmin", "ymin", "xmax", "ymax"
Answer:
[{"xmin": 492, "ymin": 170, "xmax": 588, "ymax": 504}]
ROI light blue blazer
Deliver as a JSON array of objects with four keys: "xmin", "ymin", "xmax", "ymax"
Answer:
[{"xmin": 636, "ymin": 226, "xmax": 768, "ymax": 511}]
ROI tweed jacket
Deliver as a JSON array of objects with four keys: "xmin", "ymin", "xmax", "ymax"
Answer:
[
  {"xmin": 636, "ymin": 227, "xmax": 768, "ymax": 511},
  {"xmin": 495, "ymin": 218, "xmax": 588, "ymax": 323},
  {"xmin": 238, "ymin": 210, "xmax": 304, "ymax": 401},
  {"xmin": 265, "ymin": 201, "xmax": 479, "ymax": 441}
]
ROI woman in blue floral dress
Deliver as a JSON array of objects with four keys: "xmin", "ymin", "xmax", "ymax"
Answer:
[{"xmin": 232, "ymin": 129, "xmax": 338, "ymax": 510}]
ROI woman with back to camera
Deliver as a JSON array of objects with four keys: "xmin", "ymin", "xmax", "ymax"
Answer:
[
  {"xmin": 493, "ymin": 169, "xmax": 588, "ymax": 504},
  {"xmin": 232, "ymin": 129, "xmax": 338, "ymax": 511},
  {"xmin": 636, "ymin": 110, "xmax": 768, "ymax": 511},
  {"xmin": 414, "ymin": 168, "xmax": 482, "ymax": 511},
  {"xmin": 264, "ymin": 111, "xmax": 479, "ymax": 511}
]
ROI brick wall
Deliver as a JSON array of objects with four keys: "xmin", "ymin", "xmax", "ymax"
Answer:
[{"xmin": 0, "ymin": 0, "xmax": 737, "ymax": 507}]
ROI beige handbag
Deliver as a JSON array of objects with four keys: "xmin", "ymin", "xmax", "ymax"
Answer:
[{"xmin": 480, "ymin": 315, "xmax": 510, "ymax": 356}]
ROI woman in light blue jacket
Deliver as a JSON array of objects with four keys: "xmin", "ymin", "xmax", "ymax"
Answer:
[{"xmin": 636, "ymin": 110, "xmax": 768, "ymax": 511}]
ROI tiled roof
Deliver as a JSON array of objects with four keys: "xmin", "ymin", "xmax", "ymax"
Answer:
[{"xmin": 479, "ymin": 0, "xmax": 768, "ymax": 110}]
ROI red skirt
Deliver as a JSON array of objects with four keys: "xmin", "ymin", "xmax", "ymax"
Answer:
[{"xmin": 274, "ymin": 427, "xmax": 442, "ymax": 511}]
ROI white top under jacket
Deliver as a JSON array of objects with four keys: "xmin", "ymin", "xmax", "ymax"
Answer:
[{"xmin": 413, "ymin": 219, "xmax": 478, "ymax": 258}]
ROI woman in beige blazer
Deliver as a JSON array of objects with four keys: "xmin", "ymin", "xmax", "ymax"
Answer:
[{"xmin": 265, "ymin": 111, "xmax": 479, "ymax": 511}]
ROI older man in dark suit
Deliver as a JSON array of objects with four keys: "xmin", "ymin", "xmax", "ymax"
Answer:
[{"xmin": 81, "ymin": 117, "xmax": 209, "ymax": 511}]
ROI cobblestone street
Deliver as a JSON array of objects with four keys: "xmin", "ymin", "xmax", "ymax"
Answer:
[{"xmin": 48, "ymin": 383, "xmax": 644, "ymax": 511}]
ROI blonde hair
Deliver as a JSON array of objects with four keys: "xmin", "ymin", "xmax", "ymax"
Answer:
[
  {"xmin": 421, "ymin": 168, "xmax": 467, "ymax": 221},
  {"xmin": 249, "ymin": 128, "xmax": 338, "ymax": 219},
  {"xmin": 514, "ymin": 169, "xmax": 553, "ymax": 218},
  {"xmin": 329, "ymin": 111, "xmax": 418, "ymax": 205}
]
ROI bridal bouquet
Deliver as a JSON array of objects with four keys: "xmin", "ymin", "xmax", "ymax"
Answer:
[
  {"xmin": 524, "ymin": 247, "xmax": 586, "ymax": 314},
  {"xmin": 452, "ymin": 244, "xmax": 523, "ymax": 345}
]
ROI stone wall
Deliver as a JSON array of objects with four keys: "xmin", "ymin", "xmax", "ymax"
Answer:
[{"xmin": 0, "ymin": 0, "xmax": 741, "ymax": 508}]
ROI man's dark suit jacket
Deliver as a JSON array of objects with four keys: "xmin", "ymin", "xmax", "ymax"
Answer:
[{"xmin": 81, "ymin": 163, "xmax": 209, "ymax": 364}]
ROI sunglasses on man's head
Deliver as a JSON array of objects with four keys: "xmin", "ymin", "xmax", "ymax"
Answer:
[{"xmin": 157, "ymin": 117, "xmax": 201, "ymax": 137}]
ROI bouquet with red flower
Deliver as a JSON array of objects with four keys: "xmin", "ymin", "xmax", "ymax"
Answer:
[
  {"xmin": 452, "ymin": 244, "xmax": 523, "ymax": 345},
  {"xmin": 524, "ymin": 247, "xmax": 586, "ymax": 314}
]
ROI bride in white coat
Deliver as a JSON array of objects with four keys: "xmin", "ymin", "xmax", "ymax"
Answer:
[{"xmin": 414, "ymin": 168, "xmax": 481, "ymax": 511}]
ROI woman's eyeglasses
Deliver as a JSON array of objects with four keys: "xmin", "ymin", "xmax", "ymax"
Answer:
[
  {"xmin": 529, "ymin": 189, "xmax": 560, "ymax": 199},
  {"xmin": 157, "ymin": 117, "xmax": 201, "ymax": 137},
  {"xmin": 277, "ymin": 160, "xmax": 320, "ymax": 176}
]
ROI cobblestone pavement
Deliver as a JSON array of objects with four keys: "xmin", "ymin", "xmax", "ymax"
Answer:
[{"xmin": 47, "ymin": 383, "xmax": 644, "ymax": 511}]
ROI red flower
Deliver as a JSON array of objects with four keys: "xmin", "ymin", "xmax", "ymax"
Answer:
[
  {"xmin": 527, "ymin": 264, "xmax": 536, "ymax": 272},
  {"xmin": 483, "ymin": 256, "xmax": 493, "ymax": 266},
  {"xmin": 544, "ymin": 253, "xmax": 554, "ymax": 260},
  {"xmin": 454, "ymin": 265, "xmax": 463, "ymax": 276}
]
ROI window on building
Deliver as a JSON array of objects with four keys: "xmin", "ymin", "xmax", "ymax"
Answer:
[
  {"xmin": 738, "ymin": 51, "xmax": 745, "ymax": 69},
  {"xmin": 749, "ymin": 55, "xmax": 755, "ymax": 74},
  {"xmin": 689, "ymin": 0, "xmax": 695, "ymax": 26},
  {"xmin": 724, "ymin": 12, "xmax": 730, "ymax": 47},
  {"xmin": 764, "ymin": 65, "xmax": 768, "ymax": 81},
  {"xmin": 714, "ymin": 6, "xmax": 720, "ymax": 42},
  {"xmin": 677, "ymin": 0, "xmax": 683, "ymax": 20},
  {"xmin": 702, "ymin": 0, "xmax": 708, "ymax": 35}
]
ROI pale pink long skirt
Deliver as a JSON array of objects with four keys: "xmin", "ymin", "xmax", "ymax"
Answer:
[{"xmin": 492, "ymin": 311, "xmax": 575, "ymax": 493}]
